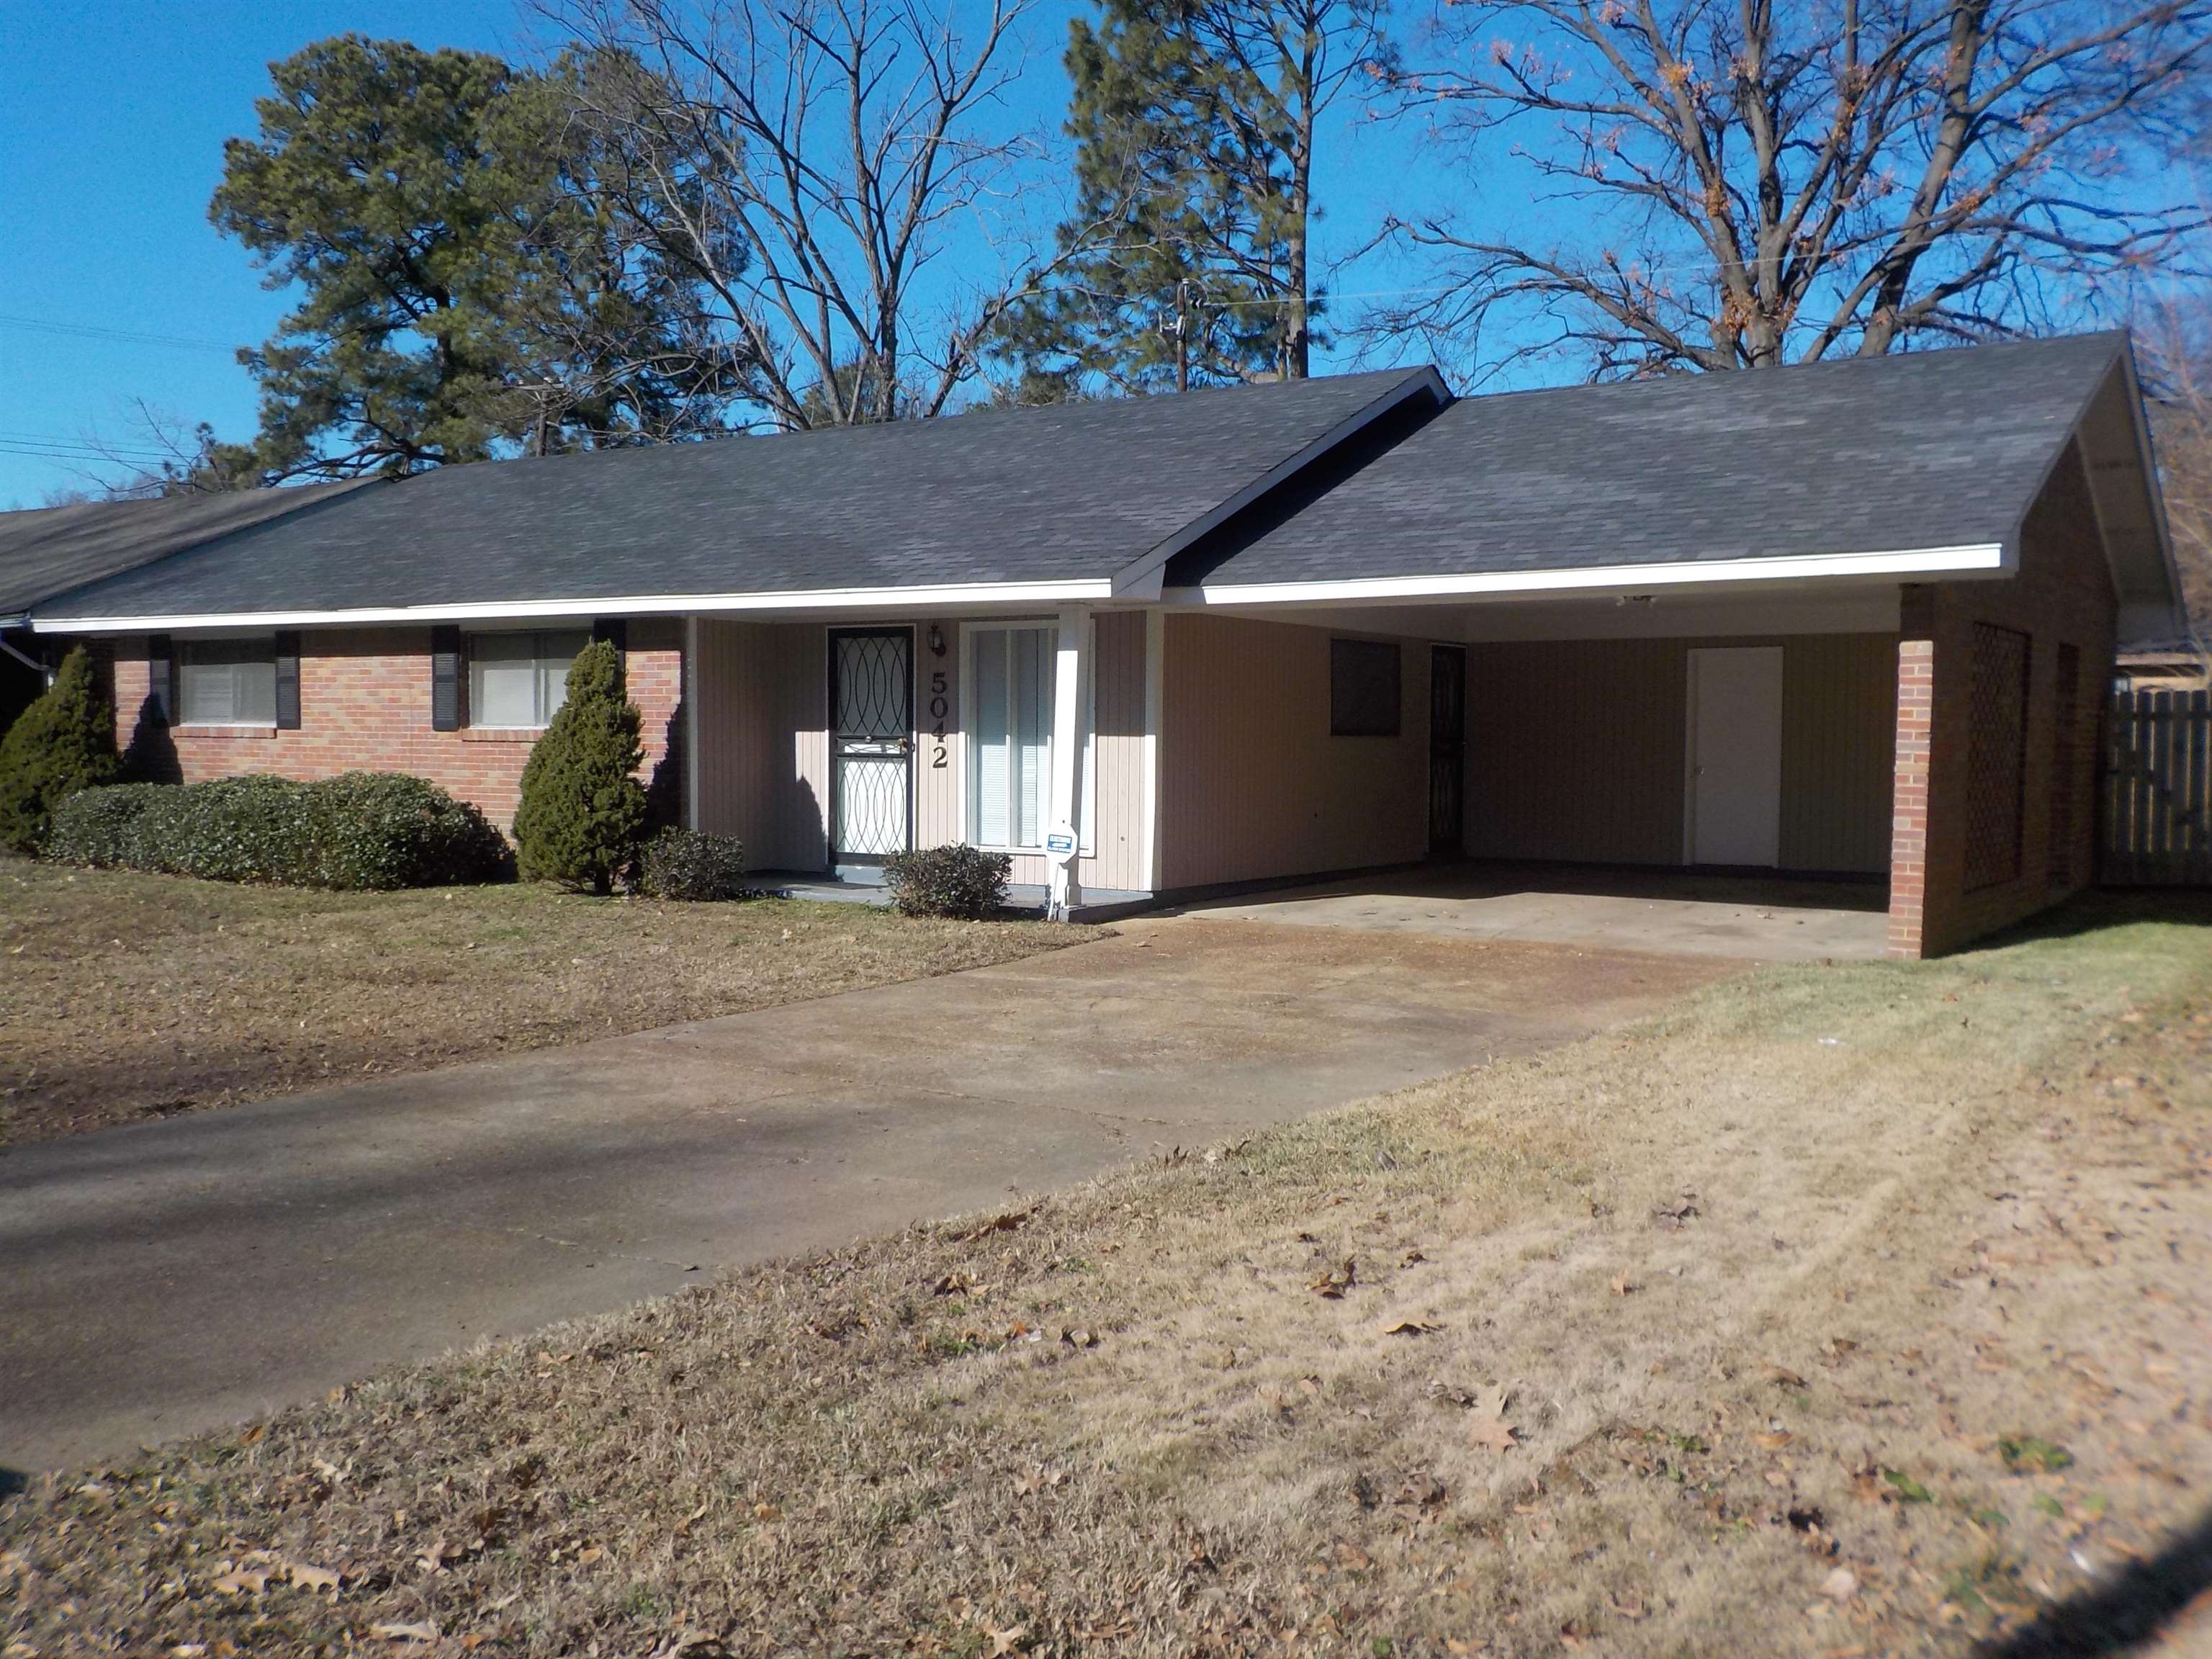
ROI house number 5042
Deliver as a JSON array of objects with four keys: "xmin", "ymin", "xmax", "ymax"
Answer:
[{"xmin": 927, "ymin": 630, "xmax": 950, "ymax": 769}]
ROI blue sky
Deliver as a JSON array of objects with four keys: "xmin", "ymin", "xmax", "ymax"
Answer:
[{"xmin": 1, "ymin": 0, "xmax": 1478, "ymax": 509}]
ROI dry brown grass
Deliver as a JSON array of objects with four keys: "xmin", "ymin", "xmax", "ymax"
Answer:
[
  {"xmin": 0, "ymin": 858, "xmax": 1082, "ymax": 1146},
  {"xmin": 4, "ymin": 895, "xmax": 2210, "ymax": 1658}
]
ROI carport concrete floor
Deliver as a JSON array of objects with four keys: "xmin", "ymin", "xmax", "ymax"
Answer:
[
  {"xmin": 1177, "ymin": 863, "xmax": 1892, "ymax": 961},
  {"xmin": 0, "ymin": 918, "xmax": 1733, "ymax": 1474}
]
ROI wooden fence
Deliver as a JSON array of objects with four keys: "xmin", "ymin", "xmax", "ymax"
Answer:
[{"xmin": 2102, "ymin": 690, "xmax": 2212, "ymax": 886}]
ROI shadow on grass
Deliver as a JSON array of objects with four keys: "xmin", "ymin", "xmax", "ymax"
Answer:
[
  {"xmin": 1963, "ymin": 889, "xmax": 2212, "ymax": 954},
  {"xmin": 0, "ymin": 1466, "xmax": 28, "ymax": 1499},
  {"xmin": 1974, "ymin": 1503, "xmax": 2212, "ymax": 1657}
]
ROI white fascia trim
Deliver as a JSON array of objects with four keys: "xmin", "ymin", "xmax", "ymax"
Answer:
[
  {"xmin": 1184, "ymin": 543, "xmax": 2008, "ymax": 607},
  {"xmin": 1108, "ymin": 367, "xmax": 1452, "ymax": 601},
  {"xmin": 31, "ymin": 578, "xmax": 1118, "ymax": 635}
]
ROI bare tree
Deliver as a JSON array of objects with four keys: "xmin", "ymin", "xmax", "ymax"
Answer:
[
  {"xmin": 549, "ymin": 0, "xmax": 1069, "ymax": 428},
  {"xmin": 2142, "ymin": 292, "xmax": 2212, "ymax": 639},
  {"xmin": 1372, "ymin": 0, "xmax": 2211, "ymax": 376}
]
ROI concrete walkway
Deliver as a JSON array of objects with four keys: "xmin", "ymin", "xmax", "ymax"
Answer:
[
  {"xmin": 0, "ymin": 918, "xmax": 1728, "ymax": 1474},
  {"xmin": 1177, "ymin": 863, "xmax": 1891, "ymax": 961}
]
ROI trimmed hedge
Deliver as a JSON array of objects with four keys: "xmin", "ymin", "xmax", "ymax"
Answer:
[
  {"xmin": 631, "ymin": 827, "xmax": 747, "ymax": 901},
  {"xmin": 881, "ymin": 844, "xmax": 1012, "ymax": 918},
  {"xmin": 45, "ymin": 773, "xmax": 513, "ymax": 890}
]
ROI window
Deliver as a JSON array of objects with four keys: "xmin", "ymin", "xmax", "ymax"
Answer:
[
  {"xmin": 179, "ymin": 639, "xmax": 276, "ymax": 725},
  {"xmin": 966, "ymin": 623, "xmax": 1095, "ymax": 851},
  {"xmin": 468, "ymin": 630, "xmax": 588, "ymax": 728},
  {"xmin": 1330, "ymin": 637, "xmax": 1401, "ymax": 736},
  {"xmin": 971, "ymin": 624, "xmax": 1053, "ymax": 848}
]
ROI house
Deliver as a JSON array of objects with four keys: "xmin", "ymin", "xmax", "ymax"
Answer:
[
  {"xmin": 0, "ymin": 482, "xmax": 369, "ymax": 732},
  {"xmin": 15, "ymin": 332, "xmax": 2186, "ymax": 958}
]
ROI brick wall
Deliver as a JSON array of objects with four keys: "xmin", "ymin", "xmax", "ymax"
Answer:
[
  {"xmin": 108, "ymin": 620, "xmax": 685, "ymax": 831},
  {"xmin": 1885, "ymin": 441, "xmax": 2115, "ymax": 958}
]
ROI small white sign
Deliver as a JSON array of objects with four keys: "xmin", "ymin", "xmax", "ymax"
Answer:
[{"xmin": 1043, "ymin": 822, "xmax": 1079, "ymax": 863}]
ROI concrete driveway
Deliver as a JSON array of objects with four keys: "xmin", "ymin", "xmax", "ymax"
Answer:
[
  {"xmin": 1177, "ymin": 862, "xmax": 1892, "ymax": 961},
  {"xmin": 0, "ymin": 917, "xmax": 1728, "ymax": 1474}
]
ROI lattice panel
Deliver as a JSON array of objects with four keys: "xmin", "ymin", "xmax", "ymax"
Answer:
[{"xmin": 1964, "ymin": 622, "xmax": 2030, "ymax": 891}]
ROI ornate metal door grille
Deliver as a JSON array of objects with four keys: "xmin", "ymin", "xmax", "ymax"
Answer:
[{"xmin": 830, "ymin": 629, "xmax": 913, "ymax": 862}]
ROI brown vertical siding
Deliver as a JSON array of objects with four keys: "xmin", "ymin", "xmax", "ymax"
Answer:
[
  {"xmin": 691, "ymin": 620, "xmax": 830, "ymax": 870},
  {"xmin": 1159, "ymin": 613, "xmax": 1431, "ymax": 889},
  {"xmin": 1463, "ymin": 633, "xmax": 1899, "ymax": 873},
  {"xmin": 1779, "ymin": 634, "xmax": 1898, "ymax": 873}
]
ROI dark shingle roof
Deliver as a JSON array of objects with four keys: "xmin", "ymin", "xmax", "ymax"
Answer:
[
  {"xmin": 34, "ymin": 371, "xmax": 1435, "ymax": 621},
  {"xmin": 0, "ymin": 482, "xmax": 368, "ymax": 619},
  {"xmin": 1178, "ymin": 332, "xmax": 2129, "ymax": 588}
]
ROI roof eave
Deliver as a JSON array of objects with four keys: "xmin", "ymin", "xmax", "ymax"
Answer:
[
  {"xmin": 1172, "ymin": 542, "xmax": 2008, "ymax": 608},
  {"xmin": 27, "ymin": 577, "xmax": 1123, "ymax": 634}
]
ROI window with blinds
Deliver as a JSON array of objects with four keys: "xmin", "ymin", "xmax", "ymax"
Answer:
[
  {"xmin": 468, "ymin": 630, "xmax": 588, "ymax": 729},
  {"xmin": 971, "ymin": 624, "xmax": 1053, "ymax": 849},
  {"xmin": 179, "ymin": 639, "xmax": 277, "ymax": 725}
]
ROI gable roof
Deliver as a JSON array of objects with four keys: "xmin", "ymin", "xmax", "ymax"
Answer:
[
  {"xmin": 1174, "ymin": 332, "xmax": 2170, "ymax": 616},
  {"xmin": 0, "ymin": 482, "xmax": 368, "ymax": 623},
  {"xmin": 30, "ymin": 369, "xmax": 1444, "ymax": 627}
]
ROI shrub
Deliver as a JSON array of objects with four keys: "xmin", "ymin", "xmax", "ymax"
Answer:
[
  {"xmin": 45, "ymin": 772, "xmax": 512, "ymax": 889},
  {"xmin": 0, "ymin": 646, "xmax": 123, "ymax": 853},
  {"xmin": 881, "ymin": 844, "xmax": 1011, "ymax": 918},
  {"xmin": 631, "ymin": 827, "xmax": 748, "ymax": 901},
  {"xmin": 513, "ymin": 640, "xmax": 647, "ymax": 894}
]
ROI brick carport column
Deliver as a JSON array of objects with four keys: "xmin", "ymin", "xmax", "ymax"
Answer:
[{"xmin": 1886, "ymin": 635, "xmax": 1935, "ymax": 959}]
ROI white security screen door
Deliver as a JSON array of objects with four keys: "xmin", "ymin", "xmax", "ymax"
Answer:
[{"xmin": 1686, "ymin": 646, "xmax": 1784, "ymax": 866}]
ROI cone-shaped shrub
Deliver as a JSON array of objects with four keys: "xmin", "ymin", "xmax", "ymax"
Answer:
[
  {"xmin": 0, "ymin": 646, "xmax": 122, "ymax": 853},
  {"xmin": 513, "ymin": 639, "xmax": 646, "ymax": 892}
]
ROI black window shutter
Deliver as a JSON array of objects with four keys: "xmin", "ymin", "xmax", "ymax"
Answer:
[
  {"xmin": 431, "ymin": 626, "xmax": 464, "ymax": 732},
  {"xmin": 146, "ymin": 634, "xmax": 174, "ymax": 726},
  {"xmin": 274, "ymin": 631, "xmax": 302, "ymax": 729}
]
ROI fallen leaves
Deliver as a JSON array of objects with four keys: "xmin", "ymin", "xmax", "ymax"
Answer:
[
  {"xmin": 1382, "ymin": 1318, "xmax": 1442, "ymax": 1336},
  {"xmin": 369, "ymin": 1623, "xmax": 439, "ymax": 1644},
  {"xmin": 1819, "ymin": 1566, "xmax": 1859, "ymax": 1603},
  {"xmin": 955, "ymin": 1205, "xmax": 1037, "ymax": 1244},
  {"xmin": 1310, "ymin": 1258, "xmax": 1357, "ymax": 1298},
  {"xmin": 1467, "ymin": 1384, "xmax": 1519, "ymax": 1454},
  {"xmin": 1997, "ymin": 1434, "xmax": 2074, "ymax": 1473}
]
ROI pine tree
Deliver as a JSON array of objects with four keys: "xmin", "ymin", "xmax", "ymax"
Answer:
[
  {"xmin": 0, "ymin": 647, "xmax": 124, "ymax": 853},
  {"xmin": 512, "ymin": 640, "xmax": 647, "ymax": 893},
  {"xmin": 1001, "ymin": 0, "xmax": 1390, "ymax": 397}
]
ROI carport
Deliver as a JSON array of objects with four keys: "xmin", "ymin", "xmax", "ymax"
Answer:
[{"xmin": 1151, "ymin": 331, "xmax": 2184, "ymax": 958}]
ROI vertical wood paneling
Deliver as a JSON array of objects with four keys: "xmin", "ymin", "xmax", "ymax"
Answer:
[
  {"xmin": 1160, "ymin": 613, "xmax": 1431, "ymax": 889},
  {"xmin": 1779, "ymin": 633, "xmax": 1899, "ymax": 873},
  {"xmin": 1463, "ymin": 633, "xmax": 1897, "ymax": 873}
]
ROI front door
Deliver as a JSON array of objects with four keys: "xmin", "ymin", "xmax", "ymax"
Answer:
[
  {"xmin": 1429, "ymin": 644, "xmax": 1467, "ymax": 855},
  {"xmin": 829, "ymin": 627, "xmax": 913, "ymax": 866},
  {"xmin": 1686, "ymin": 646, "xmax": 1784, "ymax": 866}
]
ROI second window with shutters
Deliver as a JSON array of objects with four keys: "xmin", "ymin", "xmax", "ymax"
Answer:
[{"xmin": 467, "ymin": 631, "xmax": 588, "ymax": 729}]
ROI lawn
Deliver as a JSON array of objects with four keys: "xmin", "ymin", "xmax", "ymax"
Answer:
[
  {"xmin": 4, "ymin": 894, "xmax": 2209, "ymax": 1657},
  {"xmin": 0, "ymin": 858, "xmax": 1085, "ymax": 1146}
]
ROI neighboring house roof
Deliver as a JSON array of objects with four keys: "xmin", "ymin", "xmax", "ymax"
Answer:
[
  {"xmin": 0, "ymin": 482, "xmax": 369, "ymax": 624},
  {"xmin": 30, "ymin": 369, "xmax": 1445, "ymax": 627},
  {"xmin": 1173, "ymin": 331, "xmax": 2182, "ymax": 642}
]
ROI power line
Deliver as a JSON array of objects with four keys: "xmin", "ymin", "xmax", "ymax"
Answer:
[{"xmin": 0, "ymin": 313, "xmax": 240, "ymax": 354}]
